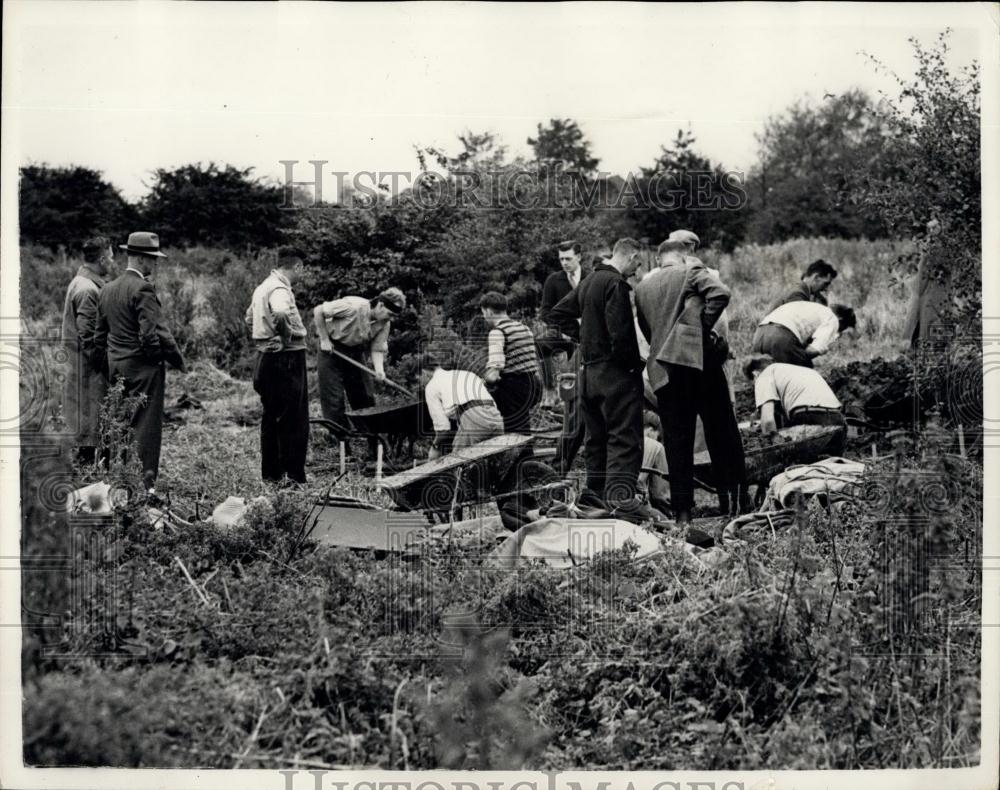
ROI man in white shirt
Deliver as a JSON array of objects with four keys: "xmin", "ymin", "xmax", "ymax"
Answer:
[
  {"xmin": 744, "ymin": 354, "xmax": 847, "ymax": 453},
  {"xmin": 418, "ymin": 354, "xmax": 505, "ymax": 459},
  {"xmin": 751, "ymin": 301, "xmax": 856, "ymax": 368},
  {"xmin": 312, "ymin": 287, "xmax": 405, "ymax": 435}
]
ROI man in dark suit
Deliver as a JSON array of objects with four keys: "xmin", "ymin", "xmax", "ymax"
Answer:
[
  {"xmin": 548, "ymin": 238, "xmax": 656, "ymax": 523},
  {"xmin": 95, "ymin": 231, "xmax": 185, "ymax": 494},
  {"xmin": 538, "ymin": 240, "xmax": 589, "ymax": 473},
  {"xmin": 765, "ymin": 259, "xmax": 837, "ymax": 315},
  {"xmin": 635, "ymin": 239, "xmax": 748, "ymax": 525}
]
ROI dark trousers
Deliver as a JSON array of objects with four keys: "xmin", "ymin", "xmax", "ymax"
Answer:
[
  {"xmin": 579, "ymin": 361, "xmax": 642, "ymax": 502},
  {"xmin": 317, "ymin": 344, "xmax": 375, "ymax": 433},
  {"xmin": 785, "ymin": 409, "xmax": 847, "ymax": 455},
  {"xmin": 253, "ymin": 350, "xmax": 309, "ymax": 484},
  {"xmin": 109, "ymin": 357, "xmax": 165, "ymax": 489},
  {"xmin": 656, "ymin": 363, "xmax": 747, "ymax": 513},
  {"xmin": 553, "ymin": 368, "xmax": 586, "ymax": 475},
  {"xmin": 491, "ymin": 371, "xmax": 541, "ymax": 434},
  {"xmin": 751, "ymin": 324, "xmax": 814, "ymax": 368}
]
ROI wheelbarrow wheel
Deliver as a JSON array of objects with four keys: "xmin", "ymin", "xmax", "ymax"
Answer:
[{"xmin": 495, "ymin": 458, "xmax": 561, "ymax": 513}]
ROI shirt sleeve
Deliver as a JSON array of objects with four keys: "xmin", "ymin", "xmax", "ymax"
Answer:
[
  {"xmin": 486, "ymin": 329, "xmax": 506, "ymax": 371},
  {"xmin": 320, "ymin": 299, "xmax": 351, "ymax": 320},
  {"xmin": 244, "ymin": 303, "xmax": 253, "ymax": 333},
  {"xmin": 370, "ymin": 320, "xmax": 390, "ymax": 354},
  {"xmin": 425, "ymin": 380, "xmax": 450, "ymax": 432},
  {"xmin": 805, "ymin": 312, "xmax": 840, "ymax": 355},
  {"xmin": 754, "ymin": 367, "xmax": 780, "ymax": 409}
]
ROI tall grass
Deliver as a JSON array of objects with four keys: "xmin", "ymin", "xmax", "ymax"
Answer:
[{"xmin": 701, "ymin": 237, "xmax": 915, "ymax": 367}]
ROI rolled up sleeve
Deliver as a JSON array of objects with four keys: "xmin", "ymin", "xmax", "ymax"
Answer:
[
  {"xmin": 425, "ymin": 382, "xmax": 450, "ymax": 432},
  {"xmin": 805, "ymin": 314, "xmax": 840, "ymax": 355},
  {"xmin": 370, "ymin": 321, "xmax": 390, "ymax": 354},
  {"xmin": 486, "ymin": 329, "xmax": 506, "ymax": 371},
  {"xmin": 753, "ymin": 368, "xmax": 780, "ymax": 409}
]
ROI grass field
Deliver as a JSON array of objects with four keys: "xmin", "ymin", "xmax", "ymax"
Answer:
[{"xmin": 19, "ymin": 237, "xmax": 982, "ymax": 770}]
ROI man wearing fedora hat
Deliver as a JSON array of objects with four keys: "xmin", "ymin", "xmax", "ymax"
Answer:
[{"xmin": 95, "ymin": 231, "xmax": 185, "ymax": 493}]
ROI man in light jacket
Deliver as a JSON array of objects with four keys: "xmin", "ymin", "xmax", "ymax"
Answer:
[
  {"xmin": 635, "ymin": 239, "xmax": 748, "ymax": 524},
  {"xmin": 61, "ymin": 236, "xmax": 113, "ymax": 465},
  {"xmin": 245, "ymin": 249, "xmax": 310, "ymax": 485}
]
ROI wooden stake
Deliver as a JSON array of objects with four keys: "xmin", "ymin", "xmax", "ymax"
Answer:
[
  {"xmin": 871, "ymin": 442, "xmax": 877, "ymax": 460},
  {"xmin": 958, "ymin": 424, "xmax": 966, "ymax": 458},
  {"xmin": 376, "ymin": 443, "xmax": 384, "ymax": 483},
  {"xmin": 339, "ymin": 441, "xmax": 346, "ymax": 476}
]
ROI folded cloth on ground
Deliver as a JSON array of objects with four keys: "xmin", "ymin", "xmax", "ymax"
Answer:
[
  {"xmin": 66, "ymin": 481, "xmax": 113, "ymax": 513},
  {"xmin": 764, "ymin": 456, "xmax": 866, "ymax": 510},
  {"xmin": 209, "ymin": 495, "xmax": 269, "ymax": 528},
  {"xmin": 488, "ymin": 517, "xmax": 667, "ymax": 569}
]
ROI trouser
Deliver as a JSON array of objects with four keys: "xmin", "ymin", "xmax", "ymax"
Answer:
[
  {"xmin": 579, "ymin": 361, "xmax": 643, "ymax": 503},
  {"xmin": 490, "ymin": 371, "xmax": 542, "ymax": 434},
  {"xmin": 317, "ymin": 344, "xmax": 375, "ymax": 434},
  {"xmin": 553, "ymin": 367, "xmax": 586, "ymax": 475},
  {"xmin": 253, "ymin": 350, "xmax": 310, "ymax": 484},
  {"xmin": 750, "ymin": 324, "xmax": 814, "ymax": 368},
  {"xmin": 655, "ymin": 363, "xmax": 747, "ymax": 514},
  {"xmin": 785, "ymin": 408, "xmax": 847, "ymax": 455},
  {"xmin": 453, "ymin": 404, "xmax": 506, "ymax": 450},
  {"xmin": 109, "ymin": 357, "xmax": 165, "ymax": 489}
]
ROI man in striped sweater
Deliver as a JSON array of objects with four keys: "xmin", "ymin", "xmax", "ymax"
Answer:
[{"xmin": 480, "ymin": 291, "xmax": 543, "ymax": 434}]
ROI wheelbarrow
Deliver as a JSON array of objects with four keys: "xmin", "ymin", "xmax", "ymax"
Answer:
[
  {"xmin": 378, "ymin": 433, "xmax": 562, "ymax": 522},
  {"xmin": 310, "ymin": 398, "xmax": 435, "ymax": 471}
]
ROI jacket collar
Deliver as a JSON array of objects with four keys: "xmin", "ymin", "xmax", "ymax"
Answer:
[
  {"xmin": 125, "ymin": 267, "xmax": 147, "ymax": 280},
  {"xmin": 76, "ymin": 265, "xmax": 106, "ymax": 287},
  {"xmin": 270, "ymin": 269, "xmax": 291, "ymax": 288}
]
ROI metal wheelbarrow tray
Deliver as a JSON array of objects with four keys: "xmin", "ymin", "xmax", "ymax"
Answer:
[
  {"xmin": 378, "ymin": 433, "xmax": 555, "ymax": 514},
  {"xmin": 694, "ymin": 424, "xmax": 846, "ymax": 485}
]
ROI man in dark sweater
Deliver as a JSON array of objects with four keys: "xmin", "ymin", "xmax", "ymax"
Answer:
[
  {"xmin": 548, "ymin": 238, "xmax": 653, "ymax": 523},
  {"xmin": 95, "ymin": 232, "xmax": 185, "ymax": 493},
  {"xmin": 765, "ymin": 259, "xmax": 837, "ymax": 315}
]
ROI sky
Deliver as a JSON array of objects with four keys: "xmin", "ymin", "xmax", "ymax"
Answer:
[{"xmin": 2, "ymin": 1, "xmax": 991, "ymax": 200}]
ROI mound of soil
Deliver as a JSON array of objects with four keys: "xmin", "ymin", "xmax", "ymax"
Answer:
[{"xmin": 826, "ymin": 356, "xmax": 912, "ymax": 415}]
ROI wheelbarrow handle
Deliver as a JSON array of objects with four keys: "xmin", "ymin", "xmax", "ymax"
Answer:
[{"xmin": 327, "ymin": 348, "xmax": 414, "ymax": 398}]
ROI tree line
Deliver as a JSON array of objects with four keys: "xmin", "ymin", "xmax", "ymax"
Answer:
[{"xmin": 19, "ymin": 32, "xmax": 980, "ymax": 329}]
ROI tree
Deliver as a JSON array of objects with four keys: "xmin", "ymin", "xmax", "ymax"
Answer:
[
  {"xmin": 141, "ymin": 162, "xmax": 291, "ymax": 250},
  {"xmin": 629, "ymin": 130, "xmax": 748, "ymax": 252},
  {"xmin": 18, "ymin": 164, "xmax": 137, "ymax": 250},
  {"xmin": 847, "ymin": 30, "xmax": 980, "ymax": 328},
  {"xmin": 748, "ymin": 89, "xmax": 888, "ymax": 242},
  {"xmin": 528, "ymin": 118, "xmax": 600, "ymax": 175}
]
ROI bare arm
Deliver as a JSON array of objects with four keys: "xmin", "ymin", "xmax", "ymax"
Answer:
[{"xmin": 314, "ymin": 304, "xmax": 333, "ymax": 351}]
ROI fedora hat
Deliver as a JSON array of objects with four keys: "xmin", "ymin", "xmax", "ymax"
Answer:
[{"xmin": 120, "ymin": 231, "xmax": 167, "ymax": 258}]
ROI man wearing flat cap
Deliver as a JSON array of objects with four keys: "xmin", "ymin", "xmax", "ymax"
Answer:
[
  {"xmin": 95, "ymin": 231, "xmax": 185, "ymax": 494},
  {"xmin": 313, "ymin": 286, "xmax": 406, "ymax": 437}
]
